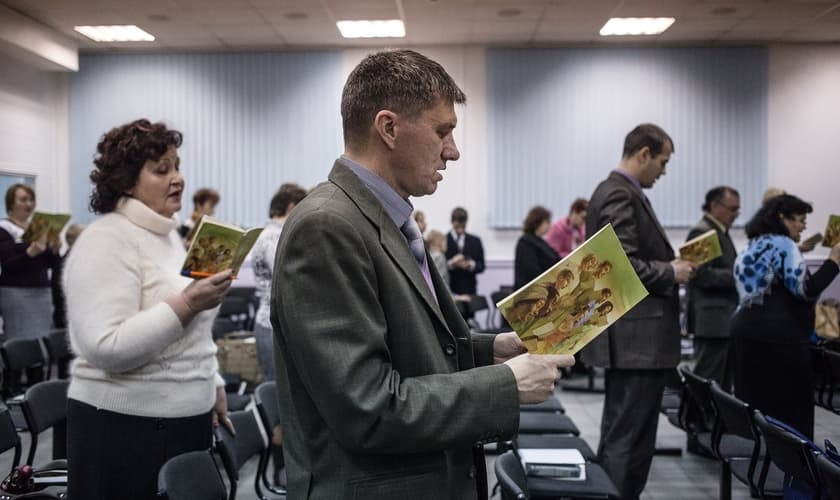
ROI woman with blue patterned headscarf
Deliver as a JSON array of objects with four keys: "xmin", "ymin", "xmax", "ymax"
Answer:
[{"xmin": 731, "ymin": 194, "xmax": 840, "ymax": 439}]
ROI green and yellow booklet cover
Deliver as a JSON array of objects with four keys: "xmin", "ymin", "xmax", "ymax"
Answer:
[
  {"xmin": 21, "ymin": 212, "xmax": 71, "ymax": 249},
  {"xmin": 822, "ymin": 215, "xmax": 840, "ymax": 248},
  {"xmin": 679, "ymin": 229, "xmax": 722, "ymax": 266},
  {"xmin": 496, "ymin": 224, "xmax": 648, "ymax": 355},
  {"xmin": 181, "ymin": 216, "xmax": 263, "ymax": 279}
]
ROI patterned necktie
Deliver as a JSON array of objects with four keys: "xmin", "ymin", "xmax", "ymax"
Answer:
[{"xmin": 401, "ymin": 217, "xmax": 426, "ymax": 265}]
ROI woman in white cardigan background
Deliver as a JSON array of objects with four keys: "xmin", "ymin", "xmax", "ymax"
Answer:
[{"xmin": 64, "ymin": 119, "xmax": 233, "ymax": 500}]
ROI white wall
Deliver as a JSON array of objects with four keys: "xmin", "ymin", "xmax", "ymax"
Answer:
[
  {"xmin": 0, "ymin": 52, "xmax": 71, "ymax": 213},
  {"xmin": 768, "ymin": 44, "xmax": 840, "ymax": 261}
]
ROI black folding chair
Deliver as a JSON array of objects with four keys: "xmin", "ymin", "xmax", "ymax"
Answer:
[
  {"xmin": 518, "ymin": 411, "xmax": 580, "ymax": 436},
  {"xmin": 815, "ymin": 453, "xmax": 840, "ymax": 500},
  {"xmin": 494, "ymin": 450, "xmax": 529, "ymax": 500},
  {"xmin": 157, "ymin": 449, "xmax": 227, "ymax": 500},
  {"xmin": 520, "ymin": 395, "xmax": 565, "ymax": 414},
  {"xmin": 0, "ymin": 405, "xmax": 22, "ymax": 474},
  {"xmin": 0, "ymin": 338, "xmax": 48, "ymax": 398},
  {"xmin": 214, "ymin": 408, "xmax": 272, "ymax": 500},
  {"xmin": 678, "ymin": 365, "xmax": 717, "ymax": 457},
  {"xmin": 19, "ymin": 379, "xmax": 70, "ymax": 466},
  {"xmin": 254, "ymin": 381, "xmax": 286, "ymax": 496},
  {"xmin": 753, "ymin": 411, "xmax": 822, "ymax": 500},
  {"xmin": 43, "ymin": 328, "xmax": 74, "ymax": 380}
]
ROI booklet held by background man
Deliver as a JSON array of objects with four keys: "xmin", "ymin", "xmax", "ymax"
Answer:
[
  {"xmin": 21, "ymin": 212, "xmax": 71, "ymax": 248},
  {"xmin": 181, "ymin": 217, "xmax": 263, "ymax": 279},
  {"xmin": 823, "ymin": 215, "xmax": 840, "ymax": 247},
  {"xmin": 496, "ymin": 224, "xmax": 648, "ymax": 355},
  {"xmin": 679, "ymin": 229, "xmax": 722, "ymax": 266}
]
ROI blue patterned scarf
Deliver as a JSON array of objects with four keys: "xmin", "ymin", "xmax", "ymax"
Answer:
[{"xmin": 734, "ymin": 234, "xmax": 807, "ymax": 310}]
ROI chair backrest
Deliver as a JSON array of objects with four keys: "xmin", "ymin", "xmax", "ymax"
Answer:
[
  {"xmin": 753, "ymin": 410, "xmax": 820, "ymax": 491},
  {"xmin": 816, "ymin": 453, "xmax": 840, "ymax": 499},
  {"xmin": 0, "ymin": 338, "xmax": 47, "ymax": 373},
  {"xmin": 21, "ymin": 379, "xmax": 69, "ymax": 465},
  {"xmin": 494, "ymin": 450, "xmax": 529, "ymax": 500},
  {"xmin": 157, "ymin": 449, "xmax": 227, "ymax": 500},
  {"xmin": 44, "ymin": 329, "xmax": 73, "ymax": 362},
  {"xmin": 214, "ymin": 407, "xmax": 268, "ymax": 497},
  {"xmin": 823, "ymin": 350, "xmax": 840, "ymax": 408},
  {"xmin": 709, "ymin": 382, "xmax": 756, "ymax": 441},
  {"xmin": 0, "ymin": 405, "xmax": 21, "ymax": 473},
  {"xmin": 678, "ymin": 365, "xmax": 716, "ymax": 432},
  {"xmin": 254, "ymin": 381, "xmax": 279, "ymax": 433}
]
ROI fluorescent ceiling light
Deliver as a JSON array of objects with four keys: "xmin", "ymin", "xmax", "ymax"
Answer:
[
  {"xmin": 599, "ymin": 17, "xmax": 675, "ymax": 36},
  {"xmin": 74, "ymin": 25, "xmax": 155, "ymax": 42},
  {"xmin": 336, "ymin": 20, "xmax": 405, "ymax": 38}
]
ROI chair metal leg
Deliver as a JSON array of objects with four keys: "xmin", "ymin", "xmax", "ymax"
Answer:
[{"xmin": 720, "ymin": 461, "xmax": 731, "ymax": 500}]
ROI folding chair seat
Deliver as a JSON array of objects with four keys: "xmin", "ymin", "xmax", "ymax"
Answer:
[
  {"xmin": 520, "ymin": 394, "xmax": 565, "ymax": 414},
  {"xmin": 518, "ymin": 411, "xmax": 580, "ymax": 436},
  {"xmin": 709, "ymin": 381, "xmax": 783, "ymax": 500},
  {"xmin": 254, "ymin": 381, "xmax": 286, "ymax": 496},
  {"xmin": 514, "ymin": 434, "xmax": 597, "ymax": 461},
  {"xmin": 753, "ymin": 411, "xmax": 822, "ymax": 500},
  {"xmin": 214, "ymin": 407, "xmax": 271, "ymax": 500},
  {"xmin": 815, "ymin": 453, "xmax": 840, "ymax": 499},
  {"xmin": 497, "ymin": 448, "xmax": 620, "ymax": 499},
  {"xmin": 157, "ymin": 449, "xmax": 227, "ymax": 500}
]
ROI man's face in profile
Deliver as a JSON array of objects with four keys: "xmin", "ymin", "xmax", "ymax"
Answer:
[
  {"xmin": 639, "ymin": 142, "xmax": 672, "ymax": 188},
  {"xmin": 389, "ymin": 99, "xmax": 460, "ymax": 198}
]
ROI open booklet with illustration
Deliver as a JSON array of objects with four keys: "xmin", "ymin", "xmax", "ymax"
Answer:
[
  {"xmin": 21, "ymin": 212, "xmax": 71, "ymax": 248},
  {"xmin": 496, "ymin": 224, "xmax": 649, "ymax": 355},
  {"xmin": 181, "ymin": 216, "xmax": 263, "ymax": 279},
  {"xmin": 678, "ymin": 229, "xmax": 722, "ymax": 266},
  {"xmin": 823, "ymin": 215, "xmax": 840, "ymax": 248}
]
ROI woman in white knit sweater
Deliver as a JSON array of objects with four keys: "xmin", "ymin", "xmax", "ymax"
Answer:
[{"xmin": 64, "ymin": 119, "xmax": 233, "ymax": 500}]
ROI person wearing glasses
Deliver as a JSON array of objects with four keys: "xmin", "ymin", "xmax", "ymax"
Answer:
[
  {"xmin": 732, "ymin": 194, "xmax": 840, "ymax": 440},
  {"xmin": 685, "ymin": 186, "xmax": 740, "ymax": 391}
]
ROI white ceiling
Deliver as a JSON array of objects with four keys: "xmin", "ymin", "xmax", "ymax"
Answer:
[{"xmin": 2, "ymin": 0, "xmax": 840, "ymax": 53}]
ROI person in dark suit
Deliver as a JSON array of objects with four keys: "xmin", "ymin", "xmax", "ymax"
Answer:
[
  {"xmin": 446, "ymin": 207, "xmax": 485, "ymax": 295},
  {"xmin": 686, "ymin": 186, "xmax": 740, "ymax": 391},
  {"xmin": 270, "ymin": 49, "xmax": 572, "ymax": 500},
  {"xmin": 514, "ymin": 205, "xmax": 559, "ymax": 290},
  {"xmin": 581, "ymin": 123, "xmax": 695, "ymax": 500}
]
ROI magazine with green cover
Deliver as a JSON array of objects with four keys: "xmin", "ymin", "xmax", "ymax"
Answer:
[
  {"xmin": 822, "ymin": 215, "xmax": 840, "ymax": 247},
  {"xmin": 21, "ymin": 212, "xmax": 71, "ymax": 249},
  {"xmin": 496, "ymin": 224, "xmax": 649, "ymax": 355},
  {"xmin": 679, "ymin": 229, "xmax": 722, "ymax": 266},
  {"xmin": 181, "ymin": 216, "xmax": 263, "ymax": 279}
]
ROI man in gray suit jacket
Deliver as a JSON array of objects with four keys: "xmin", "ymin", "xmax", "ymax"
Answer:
[
  {"xmin": 271, "ymin": 49, "xmax": 571, "ymax": 500},
  {"xmin": 686, "ymin": 186, "xmax": 740, "ymax": 390},
  {"xmin": 581, "ymin": 124, "xmax": 695, "ymax": 500}
]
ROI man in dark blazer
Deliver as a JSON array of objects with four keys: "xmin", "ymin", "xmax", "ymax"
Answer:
[
  {"xmin": 271, "ymin": 49, "xmax": 571, "ymax": 500},
  {"xmin": 686, "ymin": 186, "xmax": 740, "ymax": 390},
  {"xmin": 446, "ymin": 207, "xmax": 485, "ymax": 295},
  {"xmin": 581, "ymin": 124, "xmax": 695, "ymax": 500}
]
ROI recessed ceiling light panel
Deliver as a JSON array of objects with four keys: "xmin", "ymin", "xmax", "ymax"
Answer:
[
  {"xmin": 599, "ymin": 17, "xmax": 675, "ymax": 36},
  {"xmin": 74, "ymin": 25, "xmax": 156, "ymax": 42},
  {"xmin": 336, "ymin": 19, "xmax": 405, "ymax": 38}
]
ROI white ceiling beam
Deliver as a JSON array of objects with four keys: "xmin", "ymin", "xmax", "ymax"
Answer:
[{"xmin": 0, "ymin": 3, "xmax": 78, "ymax": 71}]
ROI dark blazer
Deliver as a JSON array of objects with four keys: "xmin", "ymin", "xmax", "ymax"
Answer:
[
  {"xmin": 445, "ymin": 232, "xmax": 485, "ymax": 294},
  {"xmin": 686, "ymin": 215, "xmax": 738, "ymax": 339},
  {"xmin": 270, "ymin": 161, "xmax": 519, "ymax": 500},
  {"xmin": 580, "ymin": 171, "xmax": 680, "ymax": 369},
  {"xmin": 514, "ymin": 233, "xmax": 560, "ymax": 290}
]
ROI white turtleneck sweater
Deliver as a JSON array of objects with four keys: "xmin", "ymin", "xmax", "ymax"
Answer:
[{"xmin": 64, "ymin": 197, "xmax": 221, "ymax": 418}]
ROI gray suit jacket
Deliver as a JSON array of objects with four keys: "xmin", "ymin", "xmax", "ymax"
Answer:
[
  {"xmin": 685, "ymin": 215, "xmax": 738, "ymax": 339},
  {"xmin": 270, "ymin": 161, "xmax": 519, "ymax": 500},
  {"xmin": 580, "ymin": 171, "xmax": 681, "ymax": 369}
]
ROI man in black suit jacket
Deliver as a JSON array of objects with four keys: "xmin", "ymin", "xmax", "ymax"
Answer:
[
  {"xmin": 581, "ymin": 124, "xmax": 695, "ymax": 500},
  {"xmin": 686, "ymin": 186, "xmax": 740, "ymax": 390},
  {"xmin": 445, "ymin": 207, "xmax": 485, "ymax": 295}
]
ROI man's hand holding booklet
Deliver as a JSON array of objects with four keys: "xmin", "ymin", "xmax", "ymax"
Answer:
[{"xmin": 496, "ymin": 224, "xmax": 649, "ymax": 356}]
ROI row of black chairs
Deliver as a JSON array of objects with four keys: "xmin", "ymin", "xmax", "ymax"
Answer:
[
  {"xmin": 158, "ymin": 381, "xmax": 284, "ymax": 500},
  {"xmin": 492, "ymin": 394, "xmax": 620, "ymax": 499},
  {"xmin": 664, "ymin": 364, "xmax": 840, "ymax": 499},
  {"xmin": 810, "ymin": 343, "xmax": 840, "ymax": 414},
  {"xmin": 0, "ymin": 329, "xmax": 73, "ymax": 399}
]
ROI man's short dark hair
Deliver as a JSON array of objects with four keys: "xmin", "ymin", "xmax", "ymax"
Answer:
[
  {"xmin": 702, "ymin": 186, "xmax": 739, "ymax": 212},
  {"xmin": 341, "ymin": 49, "xmax": 467, "ymax": 148},
  {"xmin": 622, "ymin": 123, "xmax": 674, "ymax": 159},
  {"xmin": 193, "ymin": 188, "xmax": 219, "ymax": 208},
  {"xmin": 569, "ymin": 198, "xmax": 588, "ymax": 215},
  {"xmin": 451, "ymin": 207, "xmax": 468, "ymax": 224},
  {"xmin": 744, "ymin": 193, "xmax": 812, "ymax": 239},
  {"xmin": 269, "ymin": 183, "xmax": 307, "ymax": 218}
]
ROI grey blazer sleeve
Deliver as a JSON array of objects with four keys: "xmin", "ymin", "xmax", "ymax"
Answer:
[
  {"xmin": 274, "ymin": 209, "xmax": 519, "ymax": 454},
  {"xmin": 599, "ymin": 188, "xmax": 675, "ymax": 295}
]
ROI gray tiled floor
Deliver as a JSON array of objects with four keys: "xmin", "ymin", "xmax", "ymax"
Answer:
[{"xmin": 5, "ymin": 382, "xmax": 839, "ymax": 500}]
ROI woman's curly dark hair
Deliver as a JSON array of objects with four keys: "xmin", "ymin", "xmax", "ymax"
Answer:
[
  {"xmin": 744, "ymin": 193, "xmax": 812, "ymax": 239},
  {"xmin": 89, "ymin": 119, "xmax": 183, "ymax": 214}
]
